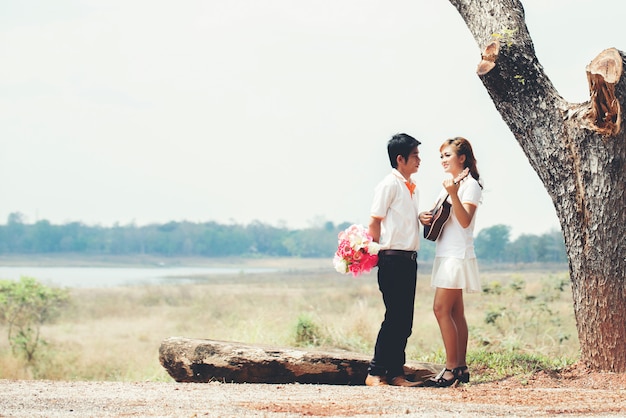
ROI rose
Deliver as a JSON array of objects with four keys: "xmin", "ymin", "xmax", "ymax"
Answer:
[
  {"xmin": 368, "ymin": 241, "xmax": 381, "ymax": 255},
  {"xmin": 333, "ymin": 255, "xmax": 349, "ymax": 274}
]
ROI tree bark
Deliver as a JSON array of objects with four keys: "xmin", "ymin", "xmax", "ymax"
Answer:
[
  {"xmin": 159, "ymin": 337, "xmax": 439, "ymax": 384},
  {"xmin": 448, "ymin": 0, "xmax": 626, "ymax": 371}
]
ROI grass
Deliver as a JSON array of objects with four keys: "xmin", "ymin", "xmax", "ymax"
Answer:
[{"xmin": 0, "ymin": 258, "xmax": 577, "ymax": 382}]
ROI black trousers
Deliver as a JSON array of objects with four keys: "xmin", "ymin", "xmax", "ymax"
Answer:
[{"xmin": 368, "ymin": 254, "xmax": 417, "ymax": 378}]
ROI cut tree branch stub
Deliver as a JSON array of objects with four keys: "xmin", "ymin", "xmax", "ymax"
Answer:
[
  {"xmin": 585, "ymin": 48, "xmax": 622, "ymax": 136},
  {"xmin": 477, "ymin": 40, "xmax": 500, "ymax": 76}
]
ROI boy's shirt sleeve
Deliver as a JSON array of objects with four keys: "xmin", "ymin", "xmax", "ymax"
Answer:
[{"xmin": 370, "ymin": 177, "xmax": 396, "ymax": 219}]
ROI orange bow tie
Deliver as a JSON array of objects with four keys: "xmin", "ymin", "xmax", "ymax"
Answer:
[{"xmin": 405, "ymin": 181, "xmax": 416, "ymax": 196}]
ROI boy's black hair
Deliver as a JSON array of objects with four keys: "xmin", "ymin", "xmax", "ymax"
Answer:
[{"xmin": 387, "ymin": 133, "xmax": 421, "ymax": 168}]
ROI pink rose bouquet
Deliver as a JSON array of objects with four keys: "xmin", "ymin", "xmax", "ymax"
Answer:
[{"xmin": 333, "ymin": 224, "xmax": 380, "ymax": 277}]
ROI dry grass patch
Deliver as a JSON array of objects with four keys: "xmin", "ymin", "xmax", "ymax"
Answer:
[{"xmin": 0, "ymin": 260, "xmax": 576, "ymax": 381}]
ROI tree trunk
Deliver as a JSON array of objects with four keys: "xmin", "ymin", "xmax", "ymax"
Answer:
[
  {"xmin": 448, "ymin": 0, "xmax": 626, "ymax": 371},
  {"xmin": 159, "ymin": 337, "xmax": 439, "ymax": 384}
]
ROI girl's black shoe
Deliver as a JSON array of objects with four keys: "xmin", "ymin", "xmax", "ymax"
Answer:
[
  {"xmin": 422, "ymin": 368, "xmax": 458, "ymax": 388},
  {"xmin": 454, "ymin": 365, "xmax": 470, "ymax": 383}
]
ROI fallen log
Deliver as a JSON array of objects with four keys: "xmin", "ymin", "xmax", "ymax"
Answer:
[{"xmin": 159, "ymin": 337, "xmax": 440, "ymax": 385}]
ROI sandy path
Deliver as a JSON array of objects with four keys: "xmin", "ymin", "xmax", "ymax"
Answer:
[{"xmin": 1, "ymin": 376, "xmax": 625, "ymax": 417}]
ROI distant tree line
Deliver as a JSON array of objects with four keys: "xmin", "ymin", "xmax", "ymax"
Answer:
[
  {"xmin": 418, "ymin": 224, "xmax": 566, "ymax": 264},
  {"xmin": 0, "ymin": 212, "xmax": 565, "ymax": 263}
]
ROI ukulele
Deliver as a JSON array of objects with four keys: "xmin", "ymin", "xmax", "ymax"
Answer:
[{"xmin": 423, "ymin": 168, "xmax": 470, "ymax": 241}]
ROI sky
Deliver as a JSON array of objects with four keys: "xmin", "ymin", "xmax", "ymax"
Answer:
[{"xmin": 1, "ymin": 0, "xmax": 624, "ymax": 238}]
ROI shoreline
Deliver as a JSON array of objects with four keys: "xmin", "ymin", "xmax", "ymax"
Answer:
[{"xmin": 0, "ymin": 254, "xmax": 331, "ymax": 270}]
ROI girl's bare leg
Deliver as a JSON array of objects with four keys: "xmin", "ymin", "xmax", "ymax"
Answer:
[
  {"xmin": 432, "ymin": 288, "xmax": 464, "ymax": 379},
  {"xmin": 451, "ymin": 295, "xmax": 468, "ymax": 366}
]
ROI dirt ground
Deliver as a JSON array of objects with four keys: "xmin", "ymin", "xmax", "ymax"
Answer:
[{"xmin": 1, "ymin": 364, "xmax": 625, "ymax": 417}]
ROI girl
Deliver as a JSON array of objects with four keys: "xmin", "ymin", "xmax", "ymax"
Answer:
[{"xmin": 421, "ymin": 137, "xmax": 482, "ymax": 387}]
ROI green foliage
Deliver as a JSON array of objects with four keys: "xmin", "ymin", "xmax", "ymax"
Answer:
[
  {"xmin": 294, "ymin": 314, "xmax": 324, "ymax": 347},
  {"xmin": 475, "ymin": 225, "xmax": 567, "ymax": 263},
  {"xmin": 0, "ymin": 213, "xmax": 568, "ymax": 264},
  {"xmin": 475, "ymin": 224, "xmax": 511, "ymax": 262},
  {"xmin": 0, "ymin": 277, "xmax": 69, "ymax": 362},
  {"xmin": 418, "ymin": 347, "xmax": 574, "ymax": 384},
  {"xmin": 466, "ymin": 350, "xmax": 574, "ymax": 383},
  {"xmin": 491, "ymin": 27, "xmax": 518, "ymax": 48},
  {"xmin": 0, "ymin": 212, "xmax": 342, "ymax": 258}
]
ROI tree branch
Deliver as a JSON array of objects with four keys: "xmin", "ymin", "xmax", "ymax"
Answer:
[{"xmin": 448, "ymin": 0, "xmax": 565, "ymax": 187}]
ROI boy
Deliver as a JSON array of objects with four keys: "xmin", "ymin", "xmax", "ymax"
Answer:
[{"xmin": 365, "ymin": 133, "xmax": 422, "ymax": 387}]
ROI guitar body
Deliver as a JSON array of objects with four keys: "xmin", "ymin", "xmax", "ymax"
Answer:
[
  {"xmin": 423, "ymin": 198, "xmax": 451, "ymax": 241},
  {"xmin": 423, "ymin": 168, "xmax": 470, "ymax": 242}
]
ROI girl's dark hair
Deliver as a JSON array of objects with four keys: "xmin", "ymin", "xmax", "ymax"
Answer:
[
  {"xmin": 387, "ymin": 133, "xmax": 421, "ymax": 168},
  {"xmin": 440, "ymin": 137, "xmax": 481, "ymax": 186}
]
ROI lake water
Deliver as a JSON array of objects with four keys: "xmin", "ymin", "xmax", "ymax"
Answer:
[{"xmin": 0, "ymin": 266, "xmax": 277, "ymax": 288}]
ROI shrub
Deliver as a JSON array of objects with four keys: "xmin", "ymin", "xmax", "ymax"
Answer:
[
  {"xmin": 294, "ymin": 314, "xmax": 323, "ymax": 347},
  {"xmin": 0, "ymin": 277, "xmax": 69, "ymax": 362}
]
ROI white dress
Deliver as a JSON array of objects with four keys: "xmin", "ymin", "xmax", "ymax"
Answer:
[{"xmin": 430, "ymin": 176, "xmax": 482, "ymax": 293}]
